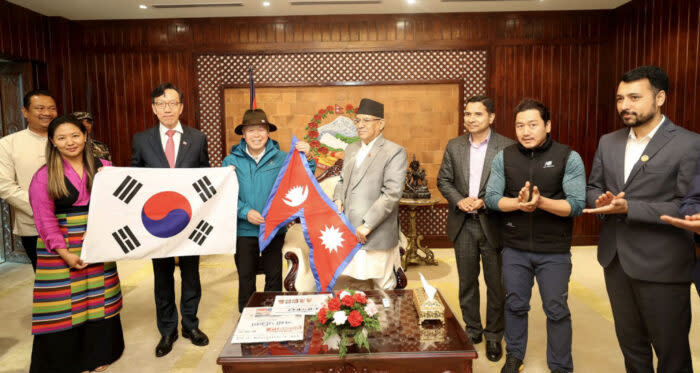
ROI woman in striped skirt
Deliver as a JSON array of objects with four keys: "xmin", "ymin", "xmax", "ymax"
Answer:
[{"xmin": 28, "ymin": 115, "xmax": 124, "ymax": 373}]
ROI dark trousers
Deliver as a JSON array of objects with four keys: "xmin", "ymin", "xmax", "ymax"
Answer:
[
  {"xmin": 21, "ymin": 235, "xmax": 38, "ymax": 272},
  {"xmin": 152, "ymin": 255, "xmax": 201, "ymax": 337},
  {"xmin": 604, "ymin": 256, "xmax": 693, "ymax": 373},
  {"xmin": 502, "ymin": 247, "xmax": 573, "ymax": 372},
  {"xmin": 453, "ymin": 217, "xmax": 504, "ymax": 342},
  {"xmin": 235, "ymin": 234, "xmax": 284, "ymax": 312}
]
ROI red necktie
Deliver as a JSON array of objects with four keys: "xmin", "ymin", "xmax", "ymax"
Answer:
[{"xmin": 165, "ymin": 129, "xmax": 176, "ymax": 168}]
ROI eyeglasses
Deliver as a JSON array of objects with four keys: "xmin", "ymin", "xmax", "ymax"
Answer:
[
  {"xmin": 353, "ymin": 118, "xmax": 381, "ymax": 125},
  {"xmin": 153, "ymin": 102, "xmax": 181, "ymax": 110}
]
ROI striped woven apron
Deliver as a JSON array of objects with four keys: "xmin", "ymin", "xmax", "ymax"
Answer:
[{"xmin": 32, "ymin": 210, "xmax": 123, "ymax": 335}]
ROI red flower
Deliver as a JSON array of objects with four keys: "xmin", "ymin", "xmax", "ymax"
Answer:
[
  {"xmin": 307, "ymin": 122, "xmax": 318, "ymax": 129},
  {"xmin": 310, "ymin": 140, "xmax": 321, "ymax": 148},
  {"xmin": 345, "ymin": 104, "xmax": 354, "ymax": 110},
  {"xmin": 353, "ymin": 293, "xmax": 367, "ymax": 305},
  {"xmin": 341, "ymin": 295, "xmax": 355, "ymax": 307},
  {"xmin": 318, "ymin": 147, "xmax": 329, "ymax": 155},
  {"xmin": 314, "ymin": 114, "xmax": 321, "ymax": 121},
  {"xmin": 308, "ymin": 130, "xmax": 319, "ymax": 139},
  {"xmin": 348, "ymin": 310, "xmax": 363, "ymax": 327},
  {"xmin": 318, "ymin": 109, "xmax": 326, "ymax": 114},
  {"xmin": 326, "ymin": 105, "xmax": 333, "ymax": 112},
  {"xmin": 328, "ymin": 297, "xmax": 341, "ymax": 311},
  {"xmin": 317, "ymin": 307, "xmax": 328, "ymax": 324}
]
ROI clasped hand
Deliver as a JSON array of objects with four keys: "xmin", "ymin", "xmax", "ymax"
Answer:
[
  {"xmin": 457, "ymin": 197, "xmax": 484, "ymax": 212},
  {"xmin": 518, "ymin": 181, "xmax": 541, "ymax": 213}
]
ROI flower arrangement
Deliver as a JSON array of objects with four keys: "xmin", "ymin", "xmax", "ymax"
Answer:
[{"xmin": 313, "ymin": 289, "xmax": 381, "ymax": 357}]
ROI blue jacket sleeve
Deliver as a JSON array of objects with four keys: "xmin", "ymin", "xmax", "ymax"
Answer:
[
  {"xmin": 222, "ymin": 156, "xmax": 252, "ymax": 220},
  {"xmin": 485, "ymin": 150, "xmax": 505, "ymax": 211},
  {"xmin": 563, "ymin": 151, "xmax": 587, "ymax": 217}
]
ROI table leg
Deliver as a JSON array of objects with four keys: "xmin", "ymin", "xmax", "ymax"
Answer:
[{"xmin": 402, "ymin": 206, "xmax": 437, "ymax": 269}]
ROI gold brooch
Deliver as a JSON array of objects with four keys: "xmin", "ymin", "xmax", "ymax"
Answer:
[{"xmin": 641, "ymin": 155, "xmax": 649, "ymax": 162}]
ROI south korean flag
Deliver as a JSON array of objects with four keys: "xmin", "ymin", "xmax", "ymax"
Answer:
[{"xmin": 81, "ymin": 167, "xmax": 238, "ymax": 263}]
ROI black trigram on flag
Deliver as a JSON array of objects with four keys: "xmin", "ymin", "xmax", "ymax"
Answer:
[
  {"xmin": 113, "ymin": 176, "xmax": 143, "ymax": 204},
  {"xmin": 188, "ymin": 220, "xmax": 213, "ymax": 246},
  {"xmin": 193, "ymin": 176, "xmax": 217, "ymax": 202},
  {"xmin": 112, "ymin": 226, "xmax": 141, "ymax": 254}
]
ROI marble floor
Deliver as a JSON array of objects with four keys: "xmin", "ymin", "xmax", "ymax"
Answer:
[{"xmin": 0, "ymin": 246, "xmax": 698, "ymax": 373}]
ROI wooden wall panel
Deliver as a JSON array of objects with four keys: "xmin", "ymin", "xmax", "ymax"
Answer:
[
  {"xmin": 224, "ymin": 84, "xmax": 460, "ymax": 198},
  {"xmin": 0, "ymin": 0, "xmax": 47, "ymax": 62},
  {"xmin": 610, "ymin": 0, "xmax": 700, "ymax": 133}
]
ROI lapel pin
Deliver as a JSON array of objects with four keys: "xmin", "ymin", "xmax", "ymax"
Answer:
[
  {"xmin": 183, "ymin": 141, "xmax": 188, "ymax": 146},
  {"xmin": 641, "ymin": 155, "xmax": 649, "ymax": 162}
]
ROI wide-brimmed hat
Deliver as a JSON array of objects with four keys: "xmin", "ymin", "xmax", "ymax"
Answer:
[
  {"xmin": 356, "ymin": 98, "xmax": 384, "ymax": 119},
  {"xmin": 234, "ymin": 109, "xmax": 277, "ymax": 135}
]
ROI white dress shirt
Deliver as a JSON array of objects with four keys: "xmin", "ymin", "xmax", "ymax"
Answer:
[
  {"xmin": 159, "ymin": 122, "xmax": 183, "ymax": 162},
  {"xmin": 624, "ymin": 115, "xmax": 664, "ymax": 183},
  {"xmin": 355, "ymin": 135, "xmax": 381, "ymax": 168}
]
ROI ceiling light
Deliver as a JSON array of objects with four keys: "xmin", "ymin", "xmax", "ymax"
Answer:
[
  {"xmin": 407, "ymin": 0, "xmax": 416, "ymax": 4},
  {"xmin": 139, "ymin": 4, "xmax": 148, "ymax": 9},
  {"xmin": 263, "ymin": 1, "xmax": 270, "ymax": 5}
]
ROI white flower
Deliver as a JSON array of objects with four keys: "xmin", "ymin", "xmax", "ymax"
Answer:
[
  {"xmin": 332, "ymin": 311, "xmax": 348, "ymax": 325},
  {"xmin": 364, "ymin": 300, "xmax": 379, "ymax": 317},
  {"xmin": 324, "ymin": 333, "xmax": 341, "ymax": 350},
  {"xmin": 354, "ymin": 290, "xmax": 366, "ymax": 297},
  {"xmin": 339, "ymin": 290, "xmax": 351, "ymax": 299}
]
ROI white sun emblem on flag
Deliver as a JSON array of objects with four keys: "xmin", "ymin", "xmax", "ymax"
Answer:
[
  {"xmin": 319, "ymin": 225, "xmax": 344, "ymax": 254},
  {"xmin": 282, "ymin": 185, "xmax": 308, "ymax": 207}
]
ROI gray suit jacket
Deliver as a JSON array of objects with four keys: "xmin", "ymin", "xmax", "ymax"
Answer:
[
  {"xmin": 333, "ymin": 135, "xmax": 407, "ymax": 251},
  {"xmin": 586, "ymin": 118, "xmax": 700, "ymax": 283},
  {"xmin": 437, "ymin": 131, "xmax": 515, "ymax": 247}
]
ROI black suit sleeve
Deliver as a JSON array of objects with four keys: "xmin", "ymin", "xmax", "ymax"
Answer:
[
  {"xmin": 199, "ymin": 134, "xmax": 210, "ymax": 168},
  {"xmin": 131, "ymin": 134, "xmax": 144, "ymax": 167},
  {"xmin": 679, "ymin": 156, "xmax": 700, "ymax": 217}
]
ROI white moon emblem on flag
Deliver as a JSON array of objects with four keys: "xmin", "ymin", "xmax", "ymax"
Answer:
[
  {"xmin": 282, "ymin": 185, "xmax": 308, "ymax": 207},
  {"xmin": 319, "ymin": 225, "xmax": 344, "ymax": 253}
]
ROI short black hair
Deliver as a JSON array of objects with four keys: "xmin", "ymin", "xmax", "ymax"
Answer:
[
  {"xmin": 466, "ymin": 95, "xmax": 495, "ymax": 114},
  {"xmin": 621, "ymin": 65, "xmax": 669, "ymax": 95},
  {"xmin": 151, "ymin": 83, "xmax": 183, "ymax": 103},
  {"xmin": 514, "ymin": 98, "xmax": 550, "ymax": 122},
  {"xmin": 23, "ymin": 90, "xmax": 54, "ymax": 109}
]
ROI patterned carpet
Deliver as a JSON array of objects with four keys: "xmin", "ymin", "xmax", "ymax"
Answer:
[{"xmin": 0, "ymin": 246, "xmax": 697, "ymax": 372}]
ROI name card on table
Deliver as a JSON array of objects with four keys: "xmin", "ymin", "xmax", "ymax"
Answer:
[
  {"xmin": 231, "ymin": 307, "xmax": 305, "ymax": 344},
  {"xmin": 271, "ymin": 294, "xmax": 332, "ymax": 315}
]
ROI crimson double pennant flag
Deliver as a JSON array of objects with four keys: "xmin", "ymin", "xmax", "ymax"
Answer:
[{"xmin": 259, "ymin": 137, "xmax": 361, "ymax": 291}]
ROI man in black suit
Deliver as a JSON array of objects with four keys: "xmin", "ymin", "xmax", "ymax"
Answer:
[
  {"xmin": 131, "ymin": 82, "xmax": 211, "ymax": 357},
  {"xmin": 585, "ymin": 66, "xmax": 700, "ymax": 373},
  {"xmin": 437, "ymin": 95, "xmax": 514, "ymax": 362}
]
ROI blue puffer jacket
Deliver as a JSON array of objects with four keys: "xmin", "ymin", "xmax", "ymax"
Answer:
[{"xmin": 222, "ymin": 138, "xmax": 315, "ymax": 237}]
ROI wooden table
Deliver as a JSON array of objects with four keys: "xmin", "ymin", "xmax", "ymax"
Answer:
[
  {"xmin": 217, "ymin": 290, "xmax": 477, "ymax": 373},
  {"xmin": 400, "ymin": 197, "xmax": 442, "ymax": 269}
]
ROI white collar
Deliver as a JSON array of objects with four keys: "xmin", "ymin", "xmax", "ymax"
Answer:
[
  {"xmin": 160, "ymin": 122, "xmax": 183, "ymax": 135},
  {"xmin": 245, "ymin": 146, "xmax": 265, "ymax": 163},
  {"xmin": 360, "ymin": 134, "xmax": 381, "ymax": 150}
]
